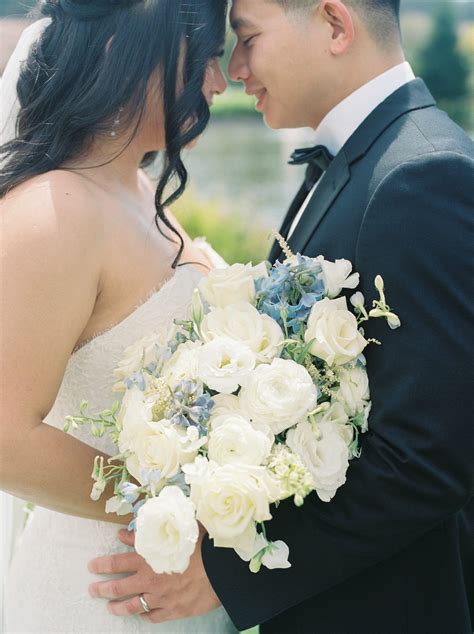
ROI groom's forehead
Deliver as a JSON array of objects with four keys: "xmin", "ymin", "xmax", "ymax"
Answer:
[{"xmin": 230, "ymin": 0, "xmax": 273, "ymax": 29}]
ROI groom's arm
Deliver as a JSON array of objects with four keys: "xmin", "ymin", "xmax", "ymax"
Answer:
[{"xmin": 202, "ymin": 151, "xmax": 474, "ymax": 629}]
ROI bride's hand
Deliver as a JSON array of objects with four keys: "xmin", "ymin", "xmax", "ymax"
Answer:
[{"xmin": 87, "ymin": 529, "xmax": 221, "ymax": 623}]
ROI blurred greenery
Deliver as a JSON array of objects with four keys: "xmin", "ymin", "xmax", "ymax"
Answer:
[
  {"xmin": 172, "ymin": 189, "xmax": 273, "ymax": 265},
  {"xmin": 211, "ymin": 86, "xmax": 259, "ymax": 119},
  {"xmin": 416, "ymin": 2, "xmax": 471, "ymax": 126}
]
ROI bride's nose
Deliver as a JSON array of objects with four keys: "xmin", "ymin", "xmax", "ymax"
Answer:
[{"xmin": 212, "ymin": 61, "xmax": 228, "ymax": 96}]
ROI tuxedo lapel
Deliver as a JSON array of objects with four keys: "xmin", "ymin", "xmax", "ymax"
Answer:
[
  {"xmin": 287, "ymin": 150, "xmax": 350, "ymax": 255},
  {"xmin": 277, "ymin": 79, "xmax": 436, "ymax": 258},
  {"xmin": 268, "ymin": 178, "xmax": 312, "ymax": 263}
]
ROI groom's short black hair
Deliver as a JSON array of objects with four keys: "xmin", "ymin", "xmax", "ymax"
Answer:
[{"xmin": 271, "ymin": 0, "xmax": 401, "ymax": 46}]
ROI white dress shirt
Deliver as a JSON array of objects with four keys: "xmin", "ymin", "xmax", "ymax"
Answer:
[{"xmin": 287, "ymin": 62, "xmax": 415, "ymax": 239}]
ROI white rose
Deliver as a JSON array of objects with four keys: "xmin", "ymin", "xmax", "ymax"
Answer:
[
  {"xmin": 117, "ymin": 386, "xmax": 153, "ymax": 454},
  {"xmin": 197, "ymin": 337, "xmax": 256, "ymax": 394},
  {"xmin": 286, "ymin": 420, "xmax": 350, "ymax": 502},
  {"xmin": 184, "ymin": 459, "xmax": 273, "ymax": 547},
  {"xmin": 335, "ymin": 365, "xmax": 370, "ymax": 417},
  {"xmin": 161, "ymin": 340, "xmax": 202, "ymax": 389},
  {"xmin": 305, "ymin": 297, "xmax": 367, "ymax": 366},
  {"xmin": 251, "ymin": 261, "xmax": 269, "ymax": 282},
  {"xmin": 198, "ymin": 263, "xmax": 258, "ymax": 308},
  {"xmin": 317, "ymin": 256, "xmax": 360, "ymax": 299},
  {"xmin": 208, "ymin": 414, "xmax": 273, "ymax": 466},
  {"xmin": 239, "ymin": 358, "xmax": 318, "ymax": 435},
  {"xmin": 201, "ymin": 302, "xmax": 284, "ymax": 364},
  {"xmin": 126, "ymin": 421, "xmax": 193, "ymax": 485},
  {"xmin": 135, "ymin": 487, "xmax": 199, "ymax": 574},
  {"xmin": 210, "ymin": 393, "xmax": 242, "ymax": 419}
]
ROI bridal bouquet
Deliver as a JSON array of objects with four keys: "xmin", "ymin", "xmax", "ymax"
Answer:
[{"xmin": 66, "ymin": 239, "xmax": 400, "ymax": 575}]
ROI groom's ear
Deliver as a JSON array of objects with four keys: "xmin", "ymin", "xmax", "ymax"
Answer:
[{"xmin": 319, "ymin": 0, "xmax": 355, "ymax": 56}]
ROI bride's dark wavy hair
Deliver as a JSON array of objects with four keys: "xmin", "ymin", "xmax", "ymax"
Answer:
[{"xmin": 0, "ymin": 0, "xmax": 228, "ymax": 266}]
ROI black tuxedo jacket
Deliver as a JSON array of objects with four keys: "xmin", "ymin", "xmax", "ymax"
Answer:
[{"xmin": 203, "ymin": 79, "xmax": 474, "ymax": 634}]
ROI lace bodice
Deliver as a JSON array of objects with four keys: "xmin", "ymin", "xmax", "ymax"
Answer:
[
  {"xmin": 45, "ymin": 265, "xmax": 202, "ymax": 455},
  {"xmin": 5, "ymin": 261, "xmax": 237, "ymax": 633}
]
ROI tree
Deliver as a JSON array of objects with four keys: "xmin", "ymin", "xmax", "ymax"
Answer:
[{"xmin": 417, "ymin": 2, "xmax": 469, "ymax": 101}]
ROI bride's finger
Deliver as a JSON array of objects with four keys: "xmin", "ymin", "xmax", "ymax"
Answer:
[
  {"xmin": 88, "ymin": 551, "xmax": 142, "ymax": 575},
  {"xmin": 89, "ymin": 574, "xmax": 146, "ymax": 600}
]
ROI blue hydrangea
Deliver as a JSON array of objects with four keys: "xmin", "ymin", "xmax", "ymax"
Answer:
[
  {"xmin": 256, "ymin": 255, "xmax": 326, "ymax": 335},
  {"xmin": 165, "ymin": 380, "xmax": 214, "ymax": 438}
]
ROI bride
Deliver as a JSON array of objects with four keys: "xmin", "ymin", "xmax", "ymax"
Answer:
[{"xmin": 0, "ymin": 0, "xmax": 237, "ymax": 631}]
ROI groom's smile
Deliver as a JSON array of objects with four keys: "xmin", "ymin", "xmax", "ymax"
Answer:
[{"xmin": 229, "ymin": 0, "xmax": 342, "ymax": 130}]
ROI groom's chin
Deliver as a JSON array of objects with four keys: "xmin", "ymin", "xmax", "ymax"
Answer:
[{"xmin": 261, "ymin": 108, "xmax": 306, "ymax": 131}]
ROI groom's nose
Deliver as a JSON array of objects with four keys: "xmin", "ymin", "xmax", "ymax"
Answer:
[{"xmin": 228, "ymin": 43, "xmax": 250, "ymax": 83}]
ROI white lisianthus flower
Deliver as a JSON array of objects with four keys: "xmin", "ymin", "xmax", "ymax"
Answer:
[
  {"xmin": 239, "ymin": 358, "xmax": 318, "ymax": 435},
  {"xmin": 304, "ymin": 297, "xmax": 368, "ymax": 366},
  {"xmin": 161, "ymin": 340, "xmax": 202, "ymax": 389},
  {"xmin": 335, "ymin": 365, "xmax": 370, "ymax": 417},
  {"xmin": 113, "ymin": 326, "xmax": 175, "ymax": 391},
  {"xmin": 313, "ymin": 402, "xmax": 353, "ymax": 446},
  {"xmin": 287, "ymin": 420, "xmax": 350, "ymax": 502},
  {"xmin": 198, "ymin": 263, "xmax": 258, "ymax": 308},
  {"xmin": 317, "ymin": 256, "xmax": 360, "ymax": 299},
  {"xmin": 197, "ymin": 337, "xmax": 256, "ymax": 394},
  {"xmin": 105, "ymin": 495, "xmax": 133, "ymax": 516},
  {"xmin": 201, "ymin": 303, "xmax": 284, "ymax": 364},
  {"xmin": 135, "ymin": 487, "xmax": 199, "ymax": 574},
  {"xmin": 314, "ymin": 401, "xmax": 349, "ymax": 427},
  {"xmin": 125, "ymin": 421, "xmax": 194, "ymax": 485},
  {"xmin": 208, "ymin": 414, "xmax": 273, "ymax": 466},
  {"xmin": 117, "ymin": 386, "xmax": 153, "ymax": 454},
  {"xmin": 184, "ymin": 459, "xmax": 274, "ymax": 550}
]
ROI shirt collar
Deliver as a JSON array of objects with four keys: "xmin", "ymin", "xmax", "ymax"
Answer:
[{"xmin": 313, "ymin": 62, "xmax": 416, "ymax": 157}]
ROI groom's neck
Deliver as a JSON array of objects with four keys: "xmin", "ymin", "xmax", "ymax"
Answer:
[{"xmin": 311, "ymin": 44, "xmax": 405, "ymax": 130}]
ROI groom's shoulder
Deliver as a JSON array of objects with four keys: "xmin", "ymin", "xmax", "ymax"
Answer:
[
  {"xmin": 403, "ymin": 105, "xmax": 474, "ymax": 157},
  {"xmin": 362, "ymin": 105, "xmax": 474, "ymax": 198}
]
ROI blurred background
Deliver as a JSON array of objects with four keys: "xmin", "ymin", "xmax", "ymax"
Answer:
[{"xmin": 1, "ymin": 0, "xmax": 473, "ymax": 264}]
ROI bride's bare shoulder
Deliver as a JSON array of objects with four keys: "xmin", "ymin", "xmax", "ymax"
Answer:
[{"xmin": 1, "ymin": 170, "xmax": 105, "ymax": 248}]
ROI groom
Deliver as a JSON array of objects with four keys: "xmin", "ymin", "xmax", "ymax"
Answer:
[{"xmin": 88, "ymin": 0, "xmax": 474, "ymax": 631}]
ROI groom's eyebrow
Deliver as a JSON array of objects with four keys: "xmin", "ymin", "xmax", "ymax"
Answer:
[{"xmin": 230, "ymin": 17, "xmax": 254, "ymax": 33}]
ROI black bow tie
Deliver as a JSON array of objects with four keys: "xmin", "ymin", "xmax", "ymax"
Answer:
[{"xmin": 289, "ymin": 144, "xmax": 334, "ymax": 172}]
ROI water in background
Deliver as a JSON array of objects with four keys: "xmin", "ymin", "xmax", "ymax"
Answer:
[{"xmin": 182, "ymin": 118, "xmax": 314, "ymax": 229}]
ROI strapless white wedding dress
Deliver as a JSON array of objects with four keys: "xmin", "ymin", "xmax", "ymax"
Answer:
[{"xmin": 4, "ymin": 263, "xmax": 238, "ymax": 633}]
